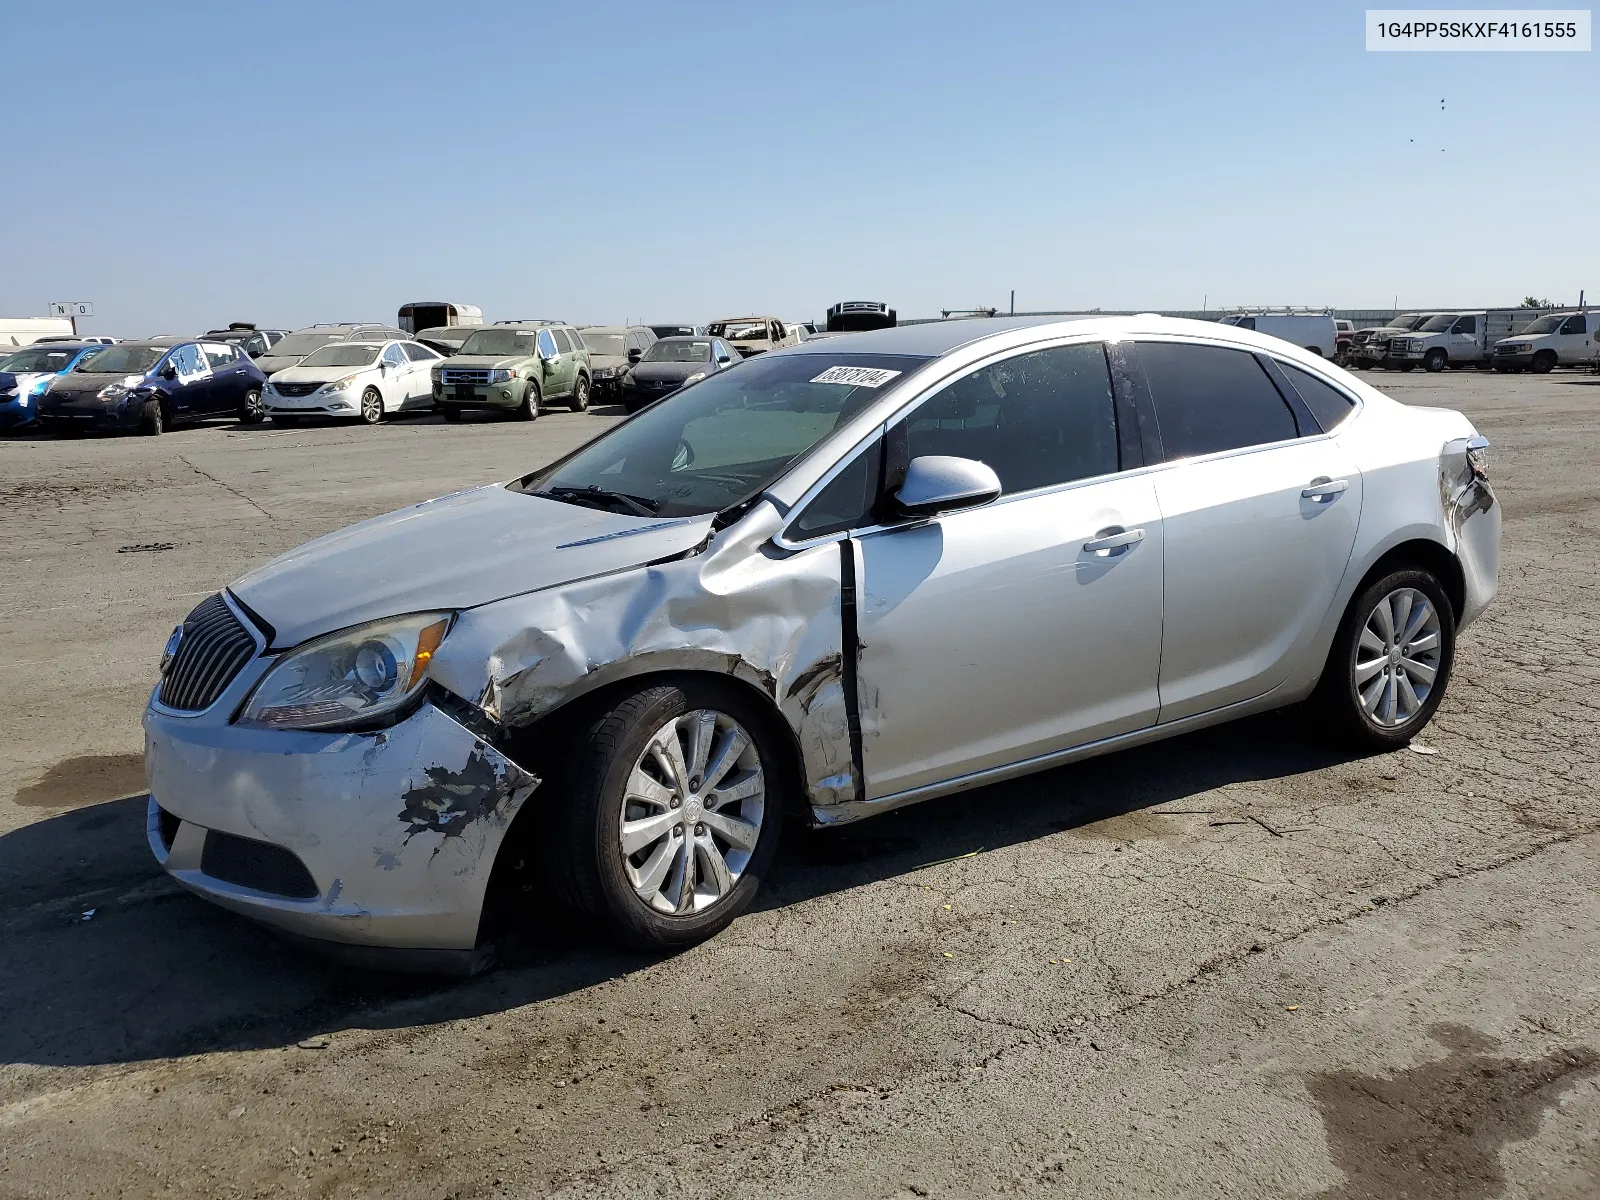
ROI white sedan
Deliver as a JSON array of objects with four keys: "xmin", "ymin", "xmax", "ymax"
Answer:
[{"xmin": 262, "ymin": 340, "xmax": 441, "ymax": 426}]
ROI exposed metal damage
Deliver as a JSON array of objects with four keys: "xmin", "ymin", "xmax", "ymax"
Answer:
[{"xmin": 398, "ymin": 742, "xmax": 539, "ymax": 847}]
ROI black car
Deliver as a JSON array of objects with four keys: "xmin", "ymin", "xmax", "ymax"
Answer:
[
  {"xmin": 619, "ymin": 335, "xmax": 741, "ymax": 413},
  {"xmin": 204, "ymin": 323, "xmax": 287, "ymax": 359},
  {"xmin": 37, "ymin": 339, "xmax": 268, "ymax": 435}
]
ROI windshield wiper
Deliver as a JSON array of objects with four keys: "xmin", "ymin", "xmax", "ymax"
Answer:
[{"xmin": 536, "ymin": 485, "xmax": 661, "ymax": 518}]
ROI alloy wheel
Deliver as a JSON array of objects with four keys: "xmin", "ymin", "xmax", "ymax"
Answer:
[
  {"xmin": 1353, "ymin": 587, "xmax": 1443, "ymax": 728},
  {"xmin": 360, "ymin": 388, "xmax": 383, "ymax": 424},
  {"xmin": 618, "ymin": 709, "xmax": 766, "ymax": 915}
]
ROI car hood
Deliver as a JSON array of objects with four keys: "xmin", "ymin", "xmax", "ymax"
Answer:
[
  {"xmin": 630, "ymin": 361, "xmax": 704, "ymax": 383},
  {"xmin": 269, "ymin": 363, "xmax": 377, "ymax": 385},
  {"xmin": 588, "ymin": 353, "xmax": 628, "ymax": 372},
  {"xmin": 48, "ymin": 370, "xmax": 149, "ymax": 392},
  {"xmin": 255, "ymin": 354, "xmax": 305, "ymax": 376},
  {"xmin": 230, "ymin": 484, "xmax": 715, "ymax": 648},
  {"xmin": 441, "ymin": 354, "xmax": 532, "ymax": 371}
]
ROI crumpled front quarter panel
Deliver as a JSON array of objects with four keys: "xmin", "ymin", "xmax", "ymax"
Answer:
[{"xmin": 429, "ymin": 503, "xmax": 858, "ymax": 807}]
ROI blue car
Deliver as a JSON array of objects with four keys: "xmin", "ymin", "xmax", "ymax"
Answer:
[
  {"xmin": 0, "ymin": 342, "xmax": 108, "ymax": 432},
  {"xmin": 37, "ymin": 338, "xmax": 268, "ymax": 435}
]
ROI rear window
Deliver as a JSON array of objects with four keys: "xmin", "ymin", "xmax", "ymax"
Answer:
[{"xmin": 1137, "ymin": 342, "xmax": 1300, "ymax": 459}]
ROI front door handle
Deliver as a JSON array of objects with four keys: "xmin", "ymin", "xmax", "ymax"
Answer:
[
  {"xmin": 1302, "ymin": 477, "xmax": 1349, "ymax": 502},
  {"xmin": 1083, "ymin": 526, "xmax": 1146, "ymax": 554}
]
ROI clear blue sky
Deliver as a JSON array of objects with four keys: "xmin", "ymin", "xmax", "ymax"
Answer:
[{"xmin": 4, "ymin": 0, "xmax": 1594, "ymax": 335}]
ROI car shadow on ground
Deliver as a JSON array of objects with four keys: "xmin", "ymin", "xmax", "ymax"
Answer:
[{"xmin": 0, "ymin": 709, "xmax": 1356, "ymax": 1071}]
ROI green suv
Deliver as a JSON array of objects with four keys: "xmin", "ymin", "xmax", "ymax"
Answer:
[{"xmin": 431, "ymin": 322, "xmax": 591, "ymax": 420}]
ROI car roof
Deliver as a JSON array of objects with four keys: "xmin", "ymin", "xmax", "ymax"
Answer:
[
  {"xmin": 783, "ymin": 315, "xmax": 1098, "ymax": 357},
  {"xmin": 7, "ymin": 341, "xmax": 101, "ymax": 353}
]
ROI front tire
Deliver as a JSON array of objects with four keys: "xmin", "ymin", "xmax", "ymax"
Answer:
[
  {"xmin": 238, "ymin": 387, "xmax": 265, "ymax": 424},
  {"xmin": 138, "ymin": 398, "xmax": 163, "ymax": 436},
  {"xmin": 515, "ymin": 382, "xmax": 540, "ymax": 421},
  {"xmin": 359, "ymin": 387, "xmax": 384, "ymax": 424},
  {"xmin": 1424, "ymin": 348, "xmax": 1447, "ymax": 373},
  {"xmin": 547, "ymin": 680, "xmax": 784, "ymax": 950},
  {"xmin": 568, "ymin": 374, "xmax": 591, "ymax": 412},
  {"xmin": 1311, "ymin": 568, "xmax": 1455, "ymax": 750},
  {"xmin": 1532, "ymin": 351, "xmax": 1557, "ymax": 374}
]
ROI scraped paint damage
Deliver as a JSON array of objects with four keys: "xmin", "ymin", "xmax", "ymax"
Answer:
[{"xmin": 398, "ymin": 742, "xmax": 540, "ymax": 846}]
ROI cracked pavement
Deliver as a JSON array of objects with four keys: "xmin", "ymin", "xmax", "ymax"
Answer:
[{"xmin": 1, "ymin": 373, "xmax": 1597, "ymax": 1198}]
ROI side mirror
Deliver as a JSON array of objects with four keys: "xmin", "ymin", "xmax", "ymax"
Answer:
[
  {"xmin": 716, "ymin": 355, "xmax": 731, "ymax": 365},
  {"xmin": 627, "ymin": 348, "xmax": 643, "ymax": 363},
  {"xmin": 893, "ymin": 455, "xmax": 1001, "ymax": 517}
]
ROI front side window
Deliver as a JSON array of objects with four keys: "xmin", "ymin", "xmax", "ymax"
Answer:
[
  {"xmin": 790, "ymin": 435, "xmax": 883, "ymax": 540},
  {"xmin": 902, "ymin": 342, "xmax": 1119, "ymax": 495},
  {"xmin": 382, "ymin": 343, "xmax": 407, "ymax": 366},
  {"xmin": 1560, "ymin": 314, "xmax": 1586, "ymax": 335},
  {"xmin": 1452, "ymin": 315, "xmax": 1477, "ymax": 335},
  {"xmin": 1279, "ymin": 362, "xmax": 1356, "ymax": 432},
  {"xmin": 537, "ymin": 329, "xmax": 558, "ymax": 359},
  {"xmin": 168, "ymin": 344, "xmax": 205, "ymax": 377},
  {"xmin": 1137, "ymin": 341, "xmax": 1299, "ymax": 459},
  {"xmin": 516, "ymin": 353, "xmax": 928, "ymax": 518}
]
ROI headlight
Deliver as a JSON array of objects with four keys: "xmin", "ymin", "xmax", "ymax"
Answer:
[
  {"xmin": 593, "ymin": 367, "xmax": 615, "ymax": 379},
  {"xmin": 683, "ymin": 371, "xmax": 707, "ymax": 385},
  {"xmin": 489, "ymin": 369, "xmax": 514, "ymax": 384},
  {"xmin": 322, "ymin": 374, "xmax": 360, "ymax": 393},
  {"xmin": 238, "ymin": 612, "xmax": 453, "ymax": 730}
]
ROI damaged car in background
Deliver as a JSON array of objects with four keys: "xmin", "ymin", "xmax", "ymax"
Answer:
[{"xmin": 142, "ymin": 316, "xmax": 1499, "ymax": 972}]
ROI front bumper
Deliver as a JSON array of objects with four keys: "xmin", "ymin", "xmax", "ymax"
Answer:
[
  {"xmin": 1492, "ymin": 351, "xmax": 1536, "ymax": 369},
  {"xmin": 144, "ymin": 692, "xmax": 539, "ymax": 955},
  {"xmin": 0, "ymin": 396, "xmax": 38, "ymax": 431},
  {"xmin": 37, "ymin": 395, "xmax": 143, "ymax": 430},
  {"xmin": 264, "ymin": 390, "xmax": 359, "ymax": 416},
  {"xmin": 432, "ymin": 379, "xmax": 527, "ymax": 410}
]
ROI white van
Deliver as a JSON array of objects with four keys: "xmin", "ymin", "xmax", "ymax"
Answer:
[
  {"xmin": 0, "ymin": 317, "xmax": 76, "ymax": 349},
  {"xmin": 1492, "ymin": 311, "xmax": 1598, "ymax": 373},
  {"xmin": 1218, "ymin": 311, "xmax": 1338, "ymax": 358}
]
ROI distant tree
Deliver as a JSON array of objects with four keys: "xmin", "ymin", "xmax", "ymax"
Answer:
[{"xmin": 1521, "ymin": 296, "xmax": 1552, "ymax": 308}]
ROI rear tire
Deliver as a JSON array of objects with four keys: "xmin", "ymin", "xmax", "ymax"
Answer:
[
  {"xmin": 568, "ymin": 374, "xmax": 591, "ymax": 412},
  {"xmin": 545, "ymin": 680, "xmax": 785, "ymax": 951},
  {"xmin": 238, "ymin": 387, "xmax": 265, "ymax": 424},
  {"xmin": 1310, "ymin": 567, "xmax": 1456, "ymax": 751},
  {"xmin": 1424, "ymin": 348, "xmax": 1447, "ymax": 373},
  {"xmin": 1532, "ymin": 351, "xmax": 1557, "ymax": 374},
  {"xmin": 138, "ymin": 399, "xmax": 163, "ymax": 436}
]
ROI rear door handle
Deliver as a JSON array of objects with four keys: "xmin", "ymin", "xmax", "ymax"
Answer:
[
  {"xmin": 1302, "ymin": 477, "xmax": 1348, "ymax": 502},
  {"xmin": 1083, "ymin": 527, "xmax": 1146, "ymax": 554}
]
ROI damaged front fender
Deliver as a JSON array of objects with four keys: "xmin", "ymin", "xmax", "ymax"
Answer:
[{"xmin": 428, "ymin": 501, "xmax": 861, "ymax": 810}]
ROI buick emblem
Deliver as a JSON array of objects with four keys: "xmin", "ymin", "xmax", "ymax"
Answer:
[{"xmin": 160, "ymin": 625, "xmax": 183, "ymax": 675}]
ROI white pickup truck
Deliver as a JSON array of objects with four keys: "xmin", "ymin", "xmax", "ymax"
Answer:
[{"xmin": 1491, "ymin": 311, "xmax": 1599, "ymax": 373}]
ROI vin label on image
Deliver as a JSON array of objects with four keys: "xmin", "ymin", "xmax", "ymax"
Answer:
[
  {"xmin": 1367, "ymin": 9, "xmax": 1591, "ymax": 50},
  {"xmin": 810, "ymin": 366, "xmax": 902, "ymax": 388}
]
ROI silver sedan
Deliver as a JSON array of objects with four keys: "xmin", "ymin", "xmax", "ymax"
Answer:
[{"xmin": 142, "ymin": 316, "xmax": 1499, "ymax": 971}]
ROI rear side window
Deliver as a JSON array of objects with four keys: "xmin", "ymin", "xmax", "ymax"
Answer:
[
  {"xmin": 1137, "ymin": 342, "xmax": 1299, "ymax": 460},
  {"xmin": 551, "ymin": 328, "xmax": 573, "ymax": 353},
  {"xmin": 1279, "ymin": 363, "xmax": 1356, "ymax": 432},
  {"xmin": 403, "ymin": 342, "xmax": 438, "ymax": 362},
  {"xmin": 790, "ymin": 436, "xmax": 883, "ymax": 540},
  {"xmin": 904, "ymin": 343, "xmax": 1119, "ymax": 495},
  {"xmin": 201, "ymin": 343, "xmax": 236, "ymax": 369}
]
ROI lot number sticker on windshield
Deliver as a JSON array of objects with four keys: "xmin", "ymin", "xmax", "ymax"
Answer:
[{"xmin": 810, "ymin": 365, "xmax": 902, "ymax": 388}]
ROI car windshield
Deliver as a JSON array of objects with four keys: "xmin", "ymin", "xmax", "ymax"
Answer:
[
  {"xmin": 73, "ymin": 345, "xmax": 162, "ymax": 374},
  {"xmin": 1, "ymin": 347, "xmax": 88, "ymax": 372},
  {"xmin": 643, "ymin": 340, "xmax": 712, "ymax": 363},
  {"xmin": 709, "ymin": 320, "xmax": 769, "ymax": 341},
  {"xmin": 460, "ymin": 328, "xmax": 539, "ymax": 356},
  {"xmin": 515, "ymin": 353, "xmax": 929, "ymax": 518},
  {"xmin": 299, "ymin": 345, "xmax": 381, "ymax": 367},
  {"xmin": 270, "ymin": 333, "xmax": 341, "ymax": 357},
  {"xmin": 580, "ymin": 332, "xmax": 626, "ymax": 356},
  {"xmin": 1417, "ymin": 314, "xmax": 1458, "ymax": 332},
  {"xmin": 1519, "ymin": 315, "xmax": 1565, "ymax": 334}
]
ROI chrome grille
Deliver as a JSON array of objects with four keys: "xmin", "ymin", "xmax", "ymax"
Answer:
[
  {"xmin": 158, "ymin": 593, "xmax": 257, "ymax": 712},
  {"xmin": 441, "ymin": 368, "xmax": 493, "ymax": 385},
  {"xmin": 272, "ymin": 381, "xmax": 321, "ymax": 397}
]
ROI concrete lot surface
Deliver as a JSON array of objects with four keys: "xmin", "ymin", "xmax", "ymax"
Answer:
[{"xmin": 1, "ymin": 372, "xmax": 1597, "ymax": 1198}]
